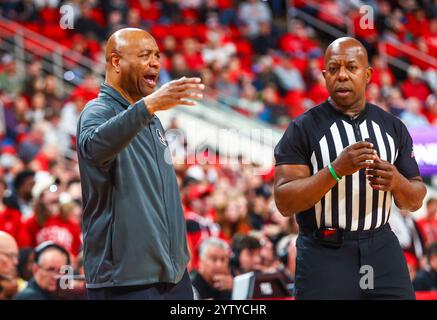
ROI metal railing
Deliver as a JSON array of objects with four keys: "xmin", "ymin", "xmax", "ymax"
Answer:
[{"xmin": 0, "ymin": 17, "xmax": 105, "ymax": 97}]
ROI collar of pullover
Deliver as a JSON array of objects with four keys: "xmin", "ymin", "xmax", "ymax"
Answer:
[{"xmin": 99, "ymin": 83, "xmax": 132, "ymax": 109}]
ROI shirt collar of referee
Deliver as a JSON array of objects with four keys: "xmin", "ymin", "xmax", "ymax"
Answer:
[{"xmin": 326, "ymin": 98, "xmax": 369, "ymax": 123}]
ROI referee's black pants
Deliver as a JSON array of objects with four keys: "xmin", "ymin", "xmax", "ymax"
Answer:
[
  {"xmin": 295, "ymin": 224, "xmax": 415, "ymax": 300},
  {"xmin": 87, "ymin": 270, "xmax": 194, "ymax": 300}
]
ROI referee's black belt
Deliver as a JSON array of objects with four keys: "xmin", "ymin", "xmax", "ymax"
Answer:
[{"xmin": 299, "ymin": 223, "xmax": 391, "ymax": 248}]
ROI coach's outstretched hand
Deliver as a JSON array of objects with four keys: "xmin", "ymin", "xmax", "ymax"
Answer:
[
  {"xmin": 331, "ymin": 141, "xmax": 377, "ymax": 177},
  {"xmin": 143, "ymin": 77, "xmax": 204, "ymax": 114}
]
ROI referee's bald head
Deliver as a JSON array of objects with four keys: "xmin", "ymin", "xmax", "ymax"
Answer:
[{"xmin": 324, "ymin": 37, "xmax": 369, "ymax": 68}]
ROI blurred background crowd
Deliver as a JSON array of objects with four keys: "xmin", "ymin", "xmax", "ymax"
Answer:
[{"xmin": 0, "ymin": 0, "xmax": 437, "ymax": 300}]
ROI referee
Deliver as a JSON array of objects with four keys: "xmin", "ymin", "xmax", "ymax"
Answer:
[
  {"xmin": 274, "ymin": 37, "xmax": 426, "ymax": 300},
  {"xmin": 77, "ymin": 28, "xmax": 204, "ymax": 299}
]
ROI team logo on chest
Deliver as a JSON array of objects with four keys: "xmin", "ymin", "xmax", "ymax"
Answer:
[{"xmin": 156, "ymin": 128, "xmax": 168, "ymax": 146}]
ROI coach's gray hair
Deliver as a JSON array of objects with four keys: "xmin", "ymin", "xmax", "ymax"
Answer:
[{"xmin": 199, "ymin": 237, "xmax": 230, "ymax": 260}]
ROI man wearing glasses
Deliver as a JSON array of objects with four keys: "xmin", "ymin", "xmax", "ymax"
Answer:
[{"xmin": 15, "ymin": 242, "xmax": 70, "ymax": 300}]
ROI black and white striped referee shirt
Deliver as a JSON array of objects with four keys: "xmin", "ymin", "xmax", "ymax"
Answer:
[{"xmin": 274, "ymin": 100, "xmax": 421, "ymax": 232}]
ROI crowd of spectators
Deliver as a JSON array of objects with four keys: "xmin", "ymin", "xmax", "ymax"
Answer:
[{"xmin": 0, "ymin": 0, "xmax": 436, "ymax": 300}]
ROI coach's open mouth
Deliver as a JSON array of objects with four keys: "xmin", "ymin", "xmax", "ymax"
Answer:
[{"xmin": 143, "ymin": 74, "xmax": 157, "ymax": 87}]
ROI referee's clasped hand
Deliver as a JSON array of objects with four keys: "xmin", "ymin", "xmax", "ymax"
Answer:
[
  {"xmin": 143, "ymin": 76, "xmax": 205, "ymax": 114},
  {"xmin": 365, "ymin": 154, "xmax": 400, "ymax": 191},
  {"xmin": 331, "ymin": 141, "xmax": 377, "ymax": 177}
]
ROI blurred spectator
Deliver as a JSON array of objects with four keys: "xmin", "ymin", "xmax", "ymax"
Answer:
[
  {"xmin": 3, "ymin": 95, "xmax": 31, "ymax": 142},
  {"xmin": 417, "ymin": 198, "xmax": 437, "ymax": 247},
  {"xmin": 254, "ymin": 232, "xmax": 282, "ymax": 273},
  {"xmin": 59, "ymin": 93, "xmax": 87, "ymax": 156},
  {"xmin": 388, "ymin": 87, "xmax": 407, "ymax": 117},
  {"xmin": 127, "ymin": 7, "xmax": 145, "ymax": 29},
  {"xmin": 413, "ymin": 242, "xmax": 437, "ymax": 291},
  {"xmin": 0, "ymin": 177, "xmax": 26, "ymax": 245},
  {"xmin": 129, "ymin": 0, "xmax": 161, "ymax": 25},
  {"xmin": 202, "ymin": 28, "xmax": 236, "ymax": 68},
  {"xmin": 162, "ymin": 35, "xmax": 177, "ymax": 59},
  {"xmin": 273, "ymin": 54, "xmax": 305, "ymax": 95},
  {"xmin": 401, "ymin": 66, "xmax": 431, "ymax": 103},
  {"xmin": 17, "ymin": 247, "xmax": 35, "ymax": 289},
  {"xmin": 191, "ymin": 237, "xmax": 233, "ymax": 300},
  {"xmin": 0, "ymin": 231, "xmax": 19, "ymax": 300},
  {"xmin": 185, "ymin": 177, "xmax": 220, "ymax": 270},
  {"xmin": 237, "ymin": 0, "xmax": 272, "ymax": 38},
  {"xmin": 251, "ymin": 21, "xmax": 277, "ymax": 56},
  {"xmin": 105, "ymin": 10, "xmax": 126, "ymax": 38},
  {"xmin": 375, "ymin": 0, "xmax": 391, "ymax": 35},
  {"xmin": 370, "ymin": 55, "xmax": 395, "ymax": 88},
  {"xmin": 306, "ymin": 73, "xmax": 329, "ymax": 106},
  {"xmin": 0, "ymin": 273, "xmax": 18, "ymax": 300},
  {"xmin": 218, "ymin": 195, "xmax": 251, "ymax": 241},
  {"xmin": 318, "ymin": 0, "xmax": 344, "ymax": 28},
  {"xmin": 160, "ymin": 0, "xmax": 182, "ymax": 24},
  {"xmin": 400, "ymin": 97, "xmax": 430, "ymax": 128},
  {"xmin": 15, "ymin": 241, "xmax": 70, "ymax": 300},
  {"xmin": 170, "ymin": 53, "xmax": 198, "ymax": 79},
  {"xmin": 182, "ymin": 37, "xmax": 205, "ymax": 71},
  {"xmin": 425, "ymin": 93, "xmax": 437, "ymax": 125},
  {"xmin": 389, "ymin": 208, "xmax": 425, "ymax": 261},
  {"xmin": 258, "ymin": 84, "xmax": 287, "ymax": 125},
  {"xmin": 75, "ymin": 2, "xmax": 105, "ymax": 40},
  {"xmin": 21, "ymin": 172, "xmax": 82, "ymax": 257},
  {"xmin": 230, "ymin": 233, "xmax": 262, "ymax": 276},
  {"xmin": 28, "ymin": 92, "xmax": 47, "ymax": 124},
  {"xmin": 21, "ymin": 60, "xmax": 44, "ymax": 98},
  {"xmin": 216, "ymin": 66, "xmax": 240, "ymax": 101},
  {"xmin": 0, "ymin": 55, "xmax": 22, "ymax": 98},
  {"xmin": 4, "ymin": 169, "xmax": 35, "ymax": 218},
  {"xmin": 252, "ymin": 56, "xmax": 277, "ymax": 91},
  {"xmin": 236, "ymin": 83, "xmax": 263, "ymax": 117},
  {"xmin": 276, "ymin": 233, "xmax": 297, "ymax": 281}
]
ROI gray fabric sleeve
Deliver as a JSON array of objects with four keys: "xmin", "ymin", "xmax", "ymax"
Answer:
[{"xmin": 77, "ymin": 99, "xmax": 153, "ymax": 167}]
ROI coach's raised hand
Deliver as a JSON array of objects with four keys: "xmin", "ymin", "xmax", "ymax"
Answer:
[
  {"xmin": 331, "ymin": 141, "xmax": 377, "ymax": 177},
  {"xmin": 144, "ymin": 77, "xmax": 204, "ymax": 114}
]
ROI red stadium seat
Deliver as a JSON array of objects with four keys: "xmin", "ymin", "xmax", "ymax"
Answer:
[
  {"xmin": 40, "ymin": 23, "xmax": 68, "ymax": 42},
  {"xmin": 21, "ymin": 22, "xmax": 40, "ymax": 34},
  {"xmin": 39, "ymin": 7, "xmax": 60, "ymax": 24},
  {"xmin": 168, "ymin": 24, "xmax": 196, "ymax": 40},
  {"xmin": 181, "ymin": 9, "xmax": 198, "ymax": 21},
  {"xmin": 195, "ymin": 24, "xmax": 208, "ymax": 41},
  {"xmin": 150, "ymin": 24, "xmax": 170, "ymax": 41}
]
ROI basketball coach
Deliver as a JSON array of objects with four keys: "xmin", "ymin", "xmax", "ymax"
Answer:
[{"xmin": 77, "ymin": 28, "xmax": 204, "ymax": 300}]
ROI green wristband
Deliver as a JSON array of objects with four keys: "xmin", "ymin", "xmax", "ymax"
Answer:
[{"xmin": 328, "ymin": 163, "xmax": 342, "ymax": 181}]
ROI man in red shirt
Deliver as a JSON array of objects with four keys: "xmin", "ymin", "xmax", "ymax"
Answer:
[
  {"xmin": 417, "ymin": 198, "xmax": 437, "ymax": 247},
  {"xmin": 401, "ymin": 66, "xmax": 431, "ymax": 103}
]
